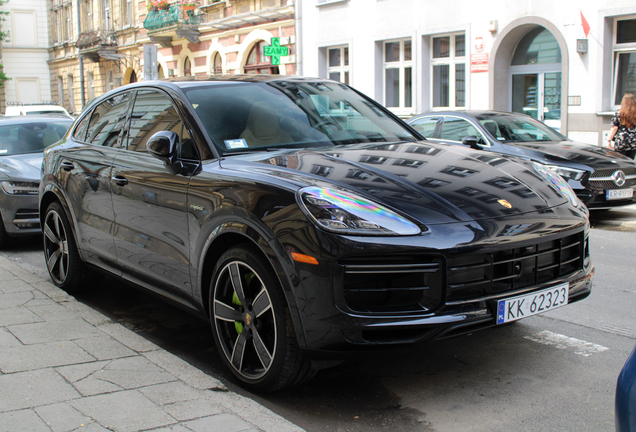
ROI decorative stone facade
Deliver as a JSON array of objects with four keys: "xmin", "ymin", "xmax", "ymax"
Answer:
[{"xmin": 46, "ymin": 0, "xmax": 295, "ymax": 114}]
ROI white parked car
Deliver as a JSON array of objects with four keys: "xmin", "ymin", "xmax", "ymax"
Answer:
[{"xmin": 5, "ymin": 104, "xmax": 72, "ymax": 118}]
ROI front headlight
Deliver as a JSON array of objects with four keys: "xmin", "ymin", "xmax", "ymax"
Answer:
[
  {"xmin": 297, "ymin": 187, "xmax": 421, "ymax": 236},
  {"xmin": 1, "ymin": 181, "xmax": 39, "ymax": 195},
  {"xmin": 544, "ymin": 165, "xmax": 585, "ymax": 181},
  {"xmin": 533, "ymin": 163, "xmax": 580, "ymax": 207}
]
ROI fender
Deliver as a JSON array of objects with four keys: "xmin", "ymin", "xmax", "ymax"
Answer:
[{"xmin": 194, "ymin": 212, "xmax": 308, "ymax": 348}]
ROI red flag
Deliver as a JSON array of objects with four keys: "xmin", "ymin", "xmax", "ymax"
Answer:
[{"xmin": 581, "ymin": 10, "xmax": 590, "ymax": 38}]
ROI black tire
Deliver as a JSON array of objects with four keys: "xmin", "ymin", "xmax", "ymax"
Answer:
[
  {"xmin": 0, "ymin": 212, "xmax": 10, "ymax": 249},
  {"xmin": 209, "ymin": 244, "xmax": 315, "ymax": 392},
  {"xmin": 42, "ymin": 201, "xmax": 88, "ymax": 292}
]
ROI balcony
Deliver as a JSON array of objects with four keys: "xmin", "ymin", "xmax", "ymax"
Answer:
[
  {"xmin": 144, "ymin": 4, "xmax": 204, "ymax": 43},
  {"xmin": 77, "ymin": 29, "xmax": 121, "ymax": 62}
]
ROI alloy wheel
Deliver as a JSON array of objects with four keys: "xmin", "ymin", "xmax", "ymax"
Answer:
[
  {"xmin": 43, "ymin": 209, "xmax": 69, "ymax": 285},
  {"xmin": 213, "ymin": 260, "xmax": 277, "ymax": 381}
]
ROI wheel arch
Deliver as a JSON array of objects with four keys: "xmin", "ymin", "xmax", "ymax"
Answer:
[
  {"xmin": 39, "ymin": 187, "xmax": 82, "ymax": 252},
  {"xmin": 197, "ymin": 222, "xmax": 306, "ymax": 348}
]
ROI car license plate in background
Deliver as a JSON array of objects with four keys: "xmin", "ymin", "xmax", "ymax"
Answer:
[
  {"xmin": 496, "ymin": 283, "xmax": 569, "ymax": 324},
  {"xmin": 606, "ymin": 189, "xmax": 634, "ymax": 200}
]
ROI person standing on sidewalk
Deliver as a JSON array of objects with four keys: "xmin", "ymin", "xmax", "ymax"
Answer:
[{"xmin": 608, "ymin": 93, "xmax": 636, "ymax": 159}]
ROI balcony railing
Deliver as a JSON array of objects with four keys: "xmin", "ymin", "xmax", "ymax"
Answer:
[
  {"xmin": 77, "ymin": 29, "xmax": 117, "ymax": 50},
  {"xmin": 144, "ymin": 4, "xmax": 203, "ymax": 31}
]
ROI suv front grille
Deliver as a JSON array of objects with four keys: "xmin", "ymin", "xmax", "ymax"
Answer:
[
  {"xmin": 339, "ymin": 232, "xmax": 586, "ymax": 314},
  {"xmin": 446, "ymin": 232, "xmax": 584, "ymax": 303}
]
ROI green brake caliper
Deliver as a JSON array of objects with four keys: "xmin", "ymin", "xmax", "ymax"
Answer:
[{"xmin": 232, "ymin": 272, "xmax": 257, "ymax": 335}]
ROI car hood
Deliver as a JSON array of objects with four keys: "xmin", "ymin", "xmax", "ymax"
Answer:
[
  {"xmin": 0, "ymin": 152, "xmax": 43, "ymax": 182},
  {"xmin": 219, "ymin": 141, "xmax": 580, "ymax": 225},
  {"xmin": 498, "ymin": 140, "xmax": 635, "ymax": 170}
]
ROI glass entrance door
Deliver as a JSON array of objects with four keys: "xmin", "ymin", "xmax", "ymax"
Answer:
[{"xmin": 511, "ymin": 71, "xmax": 561, "ymax": 131}]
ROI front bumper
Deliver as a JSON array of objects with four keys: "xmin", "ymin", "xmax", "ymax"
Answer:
[
  {"xmin": 277, "ymin": 214, "xmax": 593, "ymax": 359},
  {"xmin": 0, "ymin": 191, "xmax": 41, "ymax": 236}
]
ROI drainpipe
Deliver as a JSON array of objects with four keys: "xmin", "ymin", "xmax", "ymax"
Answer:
[
  {"xmin": 293, "ymin": 0, "xmax": 301, "ymax": 75},
  {"xmin": 75, "ymin": 0, "xmax": 86, "ymax": 108}
]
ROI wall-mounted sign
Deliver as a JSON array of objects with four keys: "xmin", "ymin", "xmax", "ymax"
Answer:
[
  {"xmin": 474, "ymin": 36, "xmax": 484, "ymax": 53},
  {"xmin": 471, "ymin": 53, "xmax": 489, "ymax": 73},
  {"xmin": 264, "ymin": 37, "xmax": 288, "ymax": 66}
]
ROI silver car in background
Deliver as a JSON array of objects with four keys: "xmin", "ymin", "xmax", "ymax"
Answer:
[{"xmin": 0, "ymin": 115, "xmax": 73, "ymax": 247}]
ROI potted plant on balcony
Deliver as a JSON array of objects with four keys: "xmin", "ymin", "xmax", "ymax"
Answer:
[
  {"xmin": 181, "ymin": 0, "xmax": 198, "ymax": 12},
  {"xmin": 155, "ymin": 0, "xmax": 169, "ymax": 11}
]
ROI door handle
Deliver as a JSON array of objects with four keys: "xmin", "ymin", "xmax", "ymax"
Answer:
[
  {"xmin": 61, "ymin": 161, "xmax": 74, "ymax": 172},
  {"xmin": 112, "ymin": 175, "xmax": 128, "ymax": 187}
]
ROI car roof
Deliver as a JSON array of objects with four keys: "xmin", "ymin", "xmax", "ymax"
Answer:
[
  {"xmin": 411, "ymin": 111, "xmax": 532, "ymax": 119},
  {"xmin": 0, "ymin": 114, "xmax": 74, "ymax": 124},
  {"xmin": 92, "ymin": 74, "xmax": 328, "ymax": 97}
]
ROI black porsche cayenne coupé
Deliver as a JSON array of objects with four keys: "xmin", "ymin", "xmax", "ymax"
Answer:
[{"xmin": 39, "ymin": 76, "xmax": 593, "ymax": 391}]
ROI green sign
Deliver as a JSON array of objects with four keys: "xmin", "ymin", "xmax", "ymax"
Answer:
[{"xmin": 263, "ymin": 37, "xmax": 288, "ymax": 66}]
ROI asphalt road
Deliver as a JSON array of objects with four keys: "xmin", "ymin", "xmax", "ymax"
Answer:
[{"xmin": 3, "ymin": 207, "xmax": 636, "ymax": 432}]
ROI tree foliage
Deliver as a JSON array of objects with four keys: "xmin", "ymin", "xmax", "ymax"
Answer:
[{"xmin": 0, "ymin": 0, "xmax": 10, "ymax": 85}]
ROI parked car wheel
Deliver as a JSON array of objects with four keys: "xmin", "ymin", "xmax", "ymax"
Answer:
[
  {"xmin": 43, "ymin": 202, "xmax": 87, "ymax": 292},
  {"xmin": 210, "ymin": 244, "xmax": 315, "ymax": 391},
  {"xmin": 0, "ymin": 213, "xmax": 10, "ymax": 248}
]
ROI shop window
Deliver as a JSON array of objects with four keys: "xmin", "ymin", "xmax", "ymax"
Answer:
[
  {"xmin": 327, "ymin": 46, "xmax": 349, "ymax": 84},
  {"xmin": 613, "ymin": 18, "xmax": 636, "ymax": 106},
  {"xmin": 383, "ymin": 39, "xmax": 412, "ymax": 111},
  {"xmin": 431, "ymin": 33, "xmax": 466, "ymax": 109},
  {"xmin": 245, "ymin": 41, "xmax": 279, "ymax": 75}
]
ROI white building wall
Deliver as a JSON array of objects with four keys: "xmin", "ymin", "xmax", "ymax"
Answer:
[
  {"xmin": 0, "ymin": 0, "xmax": 52, "ymax": 108},
  {"xmin": 300, "ymin": 0, "xmax": 636, "ymax": 145}
]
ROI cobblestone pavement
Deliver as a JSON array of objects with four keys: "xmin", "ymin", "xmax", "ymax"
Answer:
[{"xmin": 0, "ymin": 256, "xmax": 303, "ymax": 432}]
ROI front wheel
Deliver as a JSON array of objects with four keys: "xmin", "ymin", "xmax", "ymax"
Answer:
[
  {"xmin": 210, "ymin": 244, "xmax": 315, "ymax": 391},
  {"xmin": 43, "ymin": 201, "xmax": 88, "ymax": 292}
]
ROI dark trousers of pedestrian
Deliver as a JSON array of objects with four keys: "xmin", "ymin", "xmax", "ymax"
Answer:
[{"xmin": 620, "ymin": 149, "xmax": 636, "ymax": 159}]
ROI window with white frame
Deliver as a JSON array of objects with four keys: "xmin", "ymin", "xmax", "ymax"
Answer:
[
  {"xmin": 431, "ymin": 33, "xmax": 466, "ymax": 109},
  {"xmin": 613, "ymin": 18, "xmax": 636, "ymax": 106},
  {"xmin": 327, "ymin": 46, "xmax": 349, "ymax": 85},
  {"xmin": 383, "ymin": 39, "xmax": 412, "ymax": 111},
  {"xmin": 54, "ymin": 9, "xmax": 62, "ymax": 43},
  {"xmin": 81, "ymin": 0, "xmax": 93, "ymax": 33},
  {"xmin": 122, "ymin": 0, "xmax": 133, "ymax": 27},
  {"xmin": 64, "ymin": 4, "xmax": 72, "ymax": 41}
]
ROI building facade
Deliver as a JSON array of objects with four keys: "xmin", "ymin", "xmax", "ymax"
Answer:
[
  {"xmin": 45, "ymin": 0, "xmax": 295, "ymax": 115},
  {"xmin": 0, "ymin": 0, "xmax": 53, "ymax": 112},
  {"xmin": 298, "ymin": 0, "xmax": 636, "ymax": 147}
]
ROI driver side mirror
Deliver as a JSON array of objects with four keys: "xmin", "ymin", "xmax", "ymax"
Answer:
[
  {"xmin": 147, "ymin": 131, "xmax": 178, "ymax": 164},
  {"xmin": 461, "ymin": 135, "xmax": 481, "ymax": 150}
]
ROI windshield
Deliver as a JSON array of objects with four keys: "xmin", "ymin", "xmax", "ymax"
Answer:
[
  {"xmin": 183, "ymin": 81, "xmax": 417, "ymax": 155},
  {"xmin": 0, "ymin": 121, "xmax": 72, "ymax": 156},
  {"xmin": 475, "ymin": 113, "xmax": 567, "ymax": 143}
]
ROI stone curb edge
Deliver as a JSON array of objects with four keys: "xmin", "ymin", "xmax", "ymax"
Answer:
[{"xmin": 0, "ymin": 255, "xmax": 304, "ymax": 432}]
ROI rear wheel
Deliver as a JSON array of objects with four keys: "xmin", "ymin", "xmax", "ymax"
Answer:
[
  {"xmin": 210, "ymin": 244, "xmax": 315, "ymax": 391},
  {"xmin": 43, "ymin": 202, "xmax": 87, "ymax": 292}
]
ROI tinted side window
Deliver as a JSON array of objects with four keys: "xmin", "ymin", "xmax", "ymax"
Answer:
[
  {"xmin": 127, "ymin": 90, "xmax": 192, "ymax": 156},
  {"xmin": 85, "ymin": 92, "xmax": 133, "ymax": 147},
  {"xmin": 410, "ymin": 116, "xmax": 440, "ymax": 138},
  {"xmin": 440, "ymin": 117, "xmax": 482, "ymax": 142},
  {"xmin": 72, "ymin": 109, "xmax": 92, "ymax": 142}
]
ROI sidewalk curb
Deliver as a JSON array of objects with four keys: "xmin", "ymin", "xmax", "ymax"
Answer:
[{"xmin": 0, "ymin": 255, "xmax": 304, "ymax": 432}]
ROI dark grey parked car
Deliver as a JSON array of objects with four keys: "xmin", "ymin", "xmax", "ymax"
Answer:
[
  {"xmin": 0, "ymin": 115, "xmax": 73, "ymax": 247},
  {"xmin": 407, "ymin": 111, "xmax": 636, "ymax": 210}
]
